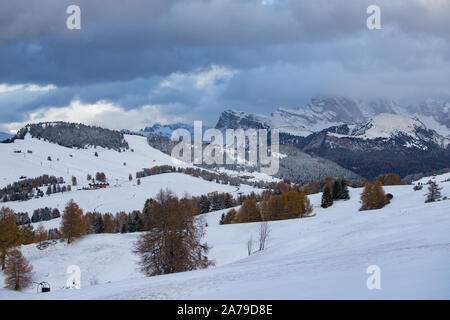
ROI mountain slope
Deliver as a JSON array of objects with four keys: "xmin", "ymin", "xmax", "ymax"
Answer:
[
  {"xmin": 215, "ymin": 109, "xmax": 312, "ymax": 137},
  {"xmin": 0, "ymin": 131, "xmax": 261, "ymax": 214},
  {"xmin": 282, "ymin": 114, "xmax": 450, "ymax": 178},
  {"xmin": 1, "ymin": 174, "xmax": 449, "ymax": 299}
]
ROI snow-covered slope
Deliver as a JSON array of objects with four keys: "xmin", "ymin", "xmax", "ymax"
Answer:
[
  {"xmin": 1, "ymin": 174, "xmax": 449, "ymax": 299},
  {"xmin": 0, "ymin": 133, "xmax": 265, "ymax": 214}
]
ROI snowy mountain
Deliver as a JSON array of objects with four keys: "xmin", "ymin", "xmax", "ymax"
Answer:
[
  {"xmin": 215, "ymin": 97, "xmax": 450, "ymax": 138},
  {"xmin": 0, "ymin": 131, "xmax": 12, "ymax": 142},
  {"xmin": 1, "ymin": 172, "xmax": 449, "ymax": 299},
  {"xmin": 282, "ymin": 114, "xmax": 450, "ymax": 178},
  {"xmin": 317, "ymin": 113, "xmax": 449, "ymax": 150},
  {"xmin": 215, "ymin": 109, "xmax": 312, "ymax": 137},
  {"xmin": 411, "ymin": 99, "xmax": 450, "ymax": 138}
]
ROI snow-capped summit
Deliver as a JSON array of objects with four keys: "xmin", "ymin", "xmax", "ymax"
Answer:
[
  {"xmin": 328, "ymin": 113, "xmax": 449, "ymax": 149},
  {"xmin": 215, "ymin": 109, "xmax": 312, "ymax": 137},
  {"xmin": 215, "ymin": 96, "xmax": 450, "ymax": 138}
]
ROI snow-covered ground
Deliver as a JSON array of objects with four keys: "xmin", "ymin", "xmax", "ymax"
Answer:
[
  {"xmin": 1, "ymin": 176, "xmax": 449, "ymax": 299},
  {"xmin": 0, "ymin": 134, "xmax": 267, "ymax": 217}
]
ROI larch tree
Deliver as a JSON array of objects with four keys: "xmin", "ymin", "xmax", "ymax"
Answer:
[
  {"xmin": 60, "ymin": 200, "xmax": 85, "ymax": 244},
  {"xmin": 35, "ymin": 223, "xmax": 47, "ymax": 249},
  {"xmin": 134, "ymin": 189, "xmax": 214, "ymax": 277},
  {"xmin": 3, "ymin": 248, "xmax": 34, "ymax": 291},
  {"xmin": 236, "ymin": 199, "xmax": 261, "ymax": 223},
  {"xmin": 360, "ymin": 181, "xmax": 388, "ymax": 211},
  {"xmin": 0, "ymin": 207, "xmax": 22, "ymax": 270}
]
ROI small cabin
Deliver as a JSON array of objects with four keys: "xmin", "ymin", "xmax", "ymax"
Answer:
[{"xmin": 89, "ymin": 182, "xmax": 109, "ymax": 189}]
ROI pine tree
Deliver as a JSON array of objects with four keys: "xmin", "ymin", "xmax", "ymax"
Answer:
[
  {"xmin": 339, "ymin": 179, "xmax": 350, "ymax": 200},
  {"xmin": 93, "ymin": 213, "xmax": 105, "ymax": 233},
  {"xmin": 332, "ymin": 179, "xmax": 342, "ymax": 200},
  {"xmin": 3, "ymin": 248, "xmax": 34, "ymax": 291},
  {"xmin": 198, "ymin": 195, "xmax": 210, "ymax": 214},
  {"xmin": 321, "ymin": 184, "xmax": 333, "ymax": 208},
  {"xmin": 210, "ymin": 194, "xmax": 223, "ymax": 211},
  {"xmin": 425, "ymin": 181, "xmax": 442, "ymax": 203},
  {"xmin": 60, "ymin": 200, "xmax": 85, "ymax": 244}
]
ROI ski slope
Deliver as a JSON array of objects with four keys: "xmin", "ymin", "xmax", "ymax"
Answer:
[{"xmin": 1, "ymin": 176, "xmax": 449, "ymax": 299}]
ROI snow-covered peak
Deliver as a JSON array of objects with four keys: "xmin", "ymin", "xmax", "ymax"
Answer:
[
  {"xmin": 351, "ymin": 113, "xmax": 425, "ymax": 139},
  {"xmin": 327, "ymin": 113, "xmax": 449, "ymax": 150}
]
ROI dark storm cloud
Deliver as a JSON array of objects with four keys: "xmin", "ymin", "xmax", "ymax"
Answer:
[{"xmin": 0, "ymin": 0, "xmax": 449, "ymax": 129}]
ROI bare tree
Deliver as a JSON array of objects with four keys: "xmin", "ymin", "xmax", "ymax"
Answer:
[
  {"xmin": 247, "ymin": 235, "xmax": 253, "ymax": 256},
  {"xmin": 258, "ymin": 221, "xmax": 270, "ymax": 251}
]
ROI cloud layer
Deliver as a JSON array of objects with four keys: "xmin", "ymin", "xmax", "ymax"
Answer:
[{"xmin": 0, "ymin": 0, "xmax": 449, "ymax": 131}]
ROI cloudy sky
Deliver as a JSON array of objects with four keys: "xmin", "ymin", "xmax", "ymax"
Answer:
[{"xmin": 0, "ymin": 0, "xmax": 449, "ymax": 133}]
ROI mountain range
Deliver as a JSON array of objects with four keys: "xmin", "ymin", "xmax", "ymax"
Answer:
[
  {"xmin": 215, "ymin": 97, "xmax": 450, "ymax": 138},
  {"xmin": 0, "ymin": 131, "xmax": 12, "ymax": 141}
]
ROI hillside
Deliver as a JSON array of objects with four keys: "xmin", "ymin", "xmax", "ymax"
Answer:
[
  {"xmin": 0, "ymin": 173, "xmax": 449, "ymax": 299},
  {"xmin": 0, "ymin": 132, "xmax": 265, "ymax": 214}
]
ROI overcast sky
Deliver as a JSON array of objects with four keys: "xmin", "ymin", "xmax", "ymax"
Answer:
[{"xmin": 0, "ymin": 0, "xmax": 449, "ymax": 133}]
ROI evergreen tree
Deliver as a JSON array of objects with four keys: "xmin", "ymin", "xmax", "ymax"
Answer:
[
  {"xmin": 425, "ymin": 181, "xmax": 442, "ymax": 203},
  {"xmin": 332, "ymin": 179, "xmax": 342, "ymax": 200},
  {"xmin": 133, "ymin": 212, "xmax": 143, "ymax": 232},
  {"xmin": 93, "ymin": 213, "xmax": 105, "ymax": 233},
  {"xmin": 210, "ymin": 194, "xmax": 223, "ymax": 211},
  {"xmin": 198, "ymin": 195, "xmax": 210, "ymax": 214},
  {"xmin": 339, "ymin": 179, "xmax": 350, "ymax": 200},
  {"xmin": 321, "ymin": 184, "xmax": 333, "ymax": 208}
]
